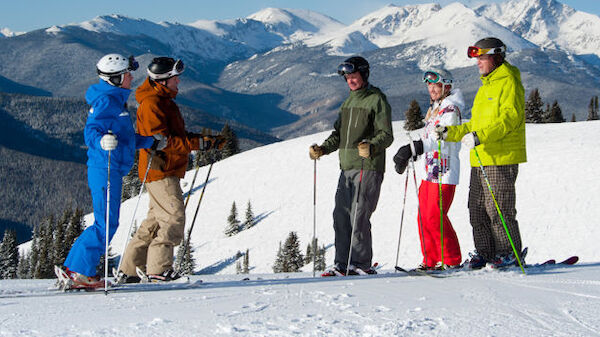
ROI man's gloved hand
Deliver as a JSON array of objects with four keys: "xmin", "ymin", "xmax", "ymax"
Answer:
[
  {"xmin": 100, "ymin": 133, "xmax": 118, "ymax": 151},
  {"xmin": 151, "ymin": 134, "xmax": 168, "ymax": 151},
  {"xmin": 461, "ymin": 132, "xmax": 480, "ymax": 150},
  {"xmin": 309, "ymin": 144, "xmax": 323, "ymax": 160},
  {"xmin": 393, "ymin": 139, "xmax": 423, "ymax": 174},
  {"xmin": 433, "ymin": 125, "xmax": 448, "ymax": 141},
  {"xmin": 358, "ymin": 141, "xmax": 370, "ymax": 159},
  {"xmin": 202, "ymin": 135, "xmax": 226, "ymax": 151}
]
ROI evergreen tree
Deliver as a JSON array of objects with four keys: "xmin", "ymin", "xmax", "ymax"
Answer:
[
  {"xmin": 588, "ymin": 96, "xmax": 599, "ymax": 121},
  {"xmin": 220, "ymin": 123, "xmax": 240, "ymax": 159},
  {"xmin": 315, "ymin": 245, "xmax": 327, "ymax": 272},
  {"xmin": 571, "ymin": 113, "xmax": 576, "ymax": 122},
  {"xmin": 224, "ymin": 202, "xmax": 241, "ymax": 236},
  {"xmin": 403, "ymin": 99, "xmax": 425, "ymax": 131},
  {"xmin": 280, "ymin": 232, "xmax": 304, "ymax": 273},
  {"xmin": 52, "ymin": 207, "xmax": 71, "ymax": 266},
  {"xmin": 17, "ymin": 251, "xmax": 31, "ymax": 279},
  {"xmin": 273, "ymin": 242, "xmax": 284, "ymax": 273},
  {"xmin": 242, "ymin": 249, "xmax": 249, "ymax": 274},
  {"xmin": 544, "ymin": 100, "xmax": 565, "ymax": 123},
  {"xmin": 122, "ymin": 152, "xmax": 142, "ymax": 201},
  {"xmin": 33, "ymin": 216, "xmax": 55, "ymax": 279},
  {"xmin": 235, "ymin": 260, "xmax": 242, "ymax": 274},
  {"xmin": 0, "ymin": 229, "xmax": 19, "ymax": 279},
  {"xmin": 525, "ymin": 88, "xmax": 544, "ymax": 123},
  {"xmin": 64, "ymin": 208, "xmax": 84, "ymax": 250},
  {"xmin": 304, "ymin": 237, "xmax": 319, "ymax": 265},
  {"xmin": 243, "ymin": 200, "xmax": 255, "ymax": 230},
  {"xmin": 175, "ymin": 233, "xmax": 196, "ymax": 275},
  {"xmin": 29, "ymin": 225, "xmax": 40, "ymax": 279}
]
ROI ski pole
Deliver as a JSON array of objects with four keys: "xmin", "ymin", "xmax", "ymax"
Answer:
[
  {"xmin": 177, "ymin": 161, "xmax": 214, "ymax": 272},
  {"xmin": 116, "ymin": 151, "xmax": 154, "ymax": 275},
  {"xmin": 394, "ymin": 166, "xmax": 409, "ymax": 271},
  {"xmin": 104, "ymin": 147, "xmax": 111, "ymax": 295},
  {"xmin": 312, "ymin": 159, "xmax": 317, "ymax": 277},
  {"xmin": 184, "ymin": 159, "xmax": 201, "ymax": 209},
  {"xmin": 437, "ymin": 140, "xmax": 444, "ymax": 269},
  {"xmin": 407, "ymin": 132, "xmax": 428, "ymax": 267},
  {"xmin": 473, "ymin": 148, "xmax": 525, "ymax": 275},
  {"xmin": 184, "ymin": 129, "xmax": 211, "ymax": 209},
  {"xmin": 346, "ymin": 158, "xmax": 364, "ymax": 276}
]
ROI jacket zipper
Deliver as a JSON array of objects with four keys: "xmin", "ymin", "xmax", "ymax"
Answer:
[{"xmin": 344, "ymin": 107, "xmax": 354, "ymax": 164}]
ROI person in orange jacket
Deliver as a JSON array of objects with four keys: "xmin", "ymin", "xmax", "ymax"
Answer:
[{"xmin": 118, "ymin": 57, "xmax": 223, "ymax": 282}]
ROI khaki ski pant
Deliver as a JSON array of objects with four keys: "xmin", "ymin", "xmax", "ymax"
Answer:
[{"xmin": 120, "ymin": 176, "xmax": 185, "ymax": 275}]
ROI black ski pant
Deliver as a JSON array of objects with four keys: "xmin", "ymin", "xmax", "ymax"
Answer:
[
  {"xmin": 333, "ymin": 169, "xmax": 383, "ymax": 270},
  {"xmin": 468, "ymin": 165, "xmax": 522, "ymax": 261}
]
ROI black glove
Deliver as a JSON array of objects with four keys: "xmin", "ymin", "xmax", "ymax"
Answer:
[{"xmin": 393, "ymin": 140, "xmax": 423, "ymax": 174}]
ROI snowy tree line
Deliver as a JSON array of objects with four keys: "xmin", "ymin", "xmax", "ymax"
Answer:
[
  {"xmin": 273, "ymin": 232, "xmax": 326, "ymax": 273},
  {"xmin": 11, "ymin": 206, "xmax": 85, "ymax": 279}
]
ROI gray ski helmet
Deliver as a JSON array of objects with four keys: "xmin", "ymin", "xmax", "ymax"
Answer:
[
  {"xmin": 147, "ymin": 57, "xmax": 184, "ymax": 80},
  {"xmin": 337, "ymin": 56, "xmax": 369, "ymax": 82},
  {"xmin": 469, "ymin": 37, "xmax": 506, "ymax": 58}
]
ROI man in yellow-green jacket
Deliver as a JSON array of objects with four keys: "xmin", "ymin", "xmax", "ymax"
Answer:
[{"xmin": 436, "ymin": 37, "xmax": 526, "ymax": 269}]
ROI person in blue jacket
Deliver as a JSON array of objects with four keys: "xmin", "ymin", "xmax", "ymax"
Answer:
[{"xmin": 59, "ymin": 54, "xmax": 166, "ymax": 287}]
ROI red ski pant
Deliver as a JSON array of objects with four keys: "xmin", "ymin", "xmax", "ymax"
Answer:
[{"xmin": 417, "ymin": 180, "xmax": 462, "ymax": 267}]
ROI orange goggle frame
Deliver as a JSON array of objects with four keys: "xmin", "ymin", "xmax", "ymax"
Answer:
[{"xmin": 467, "ymin": 45, "xmax": 506, "ymax": 58}]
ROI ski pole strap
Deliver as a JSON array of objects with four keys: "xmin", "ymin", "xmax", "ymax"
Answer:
[{"xmin": 474, "ymin": 148, "xmax": 526, "ymax": 275}]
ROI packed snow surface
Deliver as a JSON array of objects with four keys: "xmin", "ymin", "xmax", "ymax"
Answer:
[{"xmin": 3, "ymin": 120, "xmax": 600, "ymax": 336}]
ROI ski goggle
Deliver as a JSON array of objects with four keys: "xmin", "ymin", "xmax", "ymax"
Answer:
[
  {"xmin": 128, "ymin": 55, "xmax": 139, "ymax": 71},
  {"xmin": 467, "ymin": 45, "xmax": 506, "ymax": 58},
  {"xmin": 422, "ymin": 71, "xmax": 452, "ymax": 85},
  {"xmin": 337, "ymin": 62, "xmax": 356, "ymax": 76}
]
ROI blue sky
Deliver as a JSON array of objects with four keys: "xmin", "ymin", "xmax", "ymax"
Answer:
[{"xmin": 1, "ymin": 0, "xmax": 598, "ymax": 33}]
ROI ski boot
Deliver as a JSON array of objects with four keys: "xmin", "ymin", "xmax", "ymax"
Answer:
[{"xmin": 467, "ymin": 251, "xmax": 487, "ymax": 270}]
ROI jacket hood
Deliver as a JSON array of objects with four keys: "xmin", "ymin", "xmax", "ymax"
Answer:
[
  {"xmin": 440, "ymin": 88, "xmax": 465, "ymax": 113},
  {"xmin": 481, "ymin": 61, "xmax": 521, "ymax": 85},
  {"xmin": 85, "ymin": 79, "xmax": 130, "ymax": 106},
  {"xmin": 136, "ymin": 77, "xmax": 177, "ymax": 104}
]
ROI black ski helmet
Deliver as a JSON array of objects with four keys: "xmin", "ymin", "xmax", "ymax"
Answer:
[
  {"xmin": 473, "ymin": 37, "xmax": 506, "ymax": 58},
  {"xmin": 147, "ymin": 57, "xmax": 185, "ymax": 80},
  {"xmin": 337, "ymin": 56, "xmax": 369, "ymax": 82}
]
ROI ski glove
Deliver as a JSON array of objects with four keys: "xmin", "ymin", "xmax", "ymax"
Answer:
[
  {"xmin": 309, "ymin": 144, "xmax": 323, "ymax": 160},
  {"xmin": 151, "ymin": 134, "xmax": 168, "ymax": 151},
  {"xmin": 393, "ymin": 140, "xmax": 424, "ymax": 174},
  {"xmin": 433, "ymin": 125, "xmax": 448, "ymax": 141},
  {"xmin": 461, "ymin": 132, "xmax": 480, "ymax": 149},
  {"xmin": 100, "ymin": 133, "xmax": 118, "ymax": 151},
  {"xmin": 357, "ymin": 141, "xmax": 371, "ymax": 158}
]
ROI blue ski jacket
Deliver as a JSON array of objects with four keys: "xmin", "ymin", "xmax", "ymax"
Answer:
[{"xmin": 84, "ymin": 79, "xmax": 154, "ymax": 171}]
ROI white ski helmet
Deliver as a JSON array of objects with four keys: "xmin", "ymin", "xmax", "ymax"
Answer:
[
  {"xmin": 422, "ymin": 67, "xmax": 453, "ymax": 95},
  {"xmin": 96, "ymin": 53, "xmax": 139, "ymax": 87}
]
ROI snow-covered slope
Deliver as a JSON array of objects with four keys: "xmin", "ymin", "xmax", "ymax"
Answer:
[
  {"xmin": 476, "ymin": 0, "xmax": 600, "ymax": 59},
  {"xmin": 6, "ymin": 121, "xmax": 600, "ymax": 336},
  {"xmin": 100, "ymin": 120, "xmax": 600, "ymax": 276}
]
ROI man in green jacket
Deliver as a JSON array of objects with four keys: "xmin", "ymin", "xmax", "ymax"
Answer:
[
  {"xmin": 436, "ymin": 37, "xmax": 526, "ymax": 269},
  {"xmin": 309, "ymin": 56, "xmax": 393, "ymax": 275}
]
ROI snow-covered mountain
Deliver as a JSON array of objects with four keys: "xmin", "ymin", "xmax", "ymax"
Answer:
[
  {"xmin": 476, "ymin": 0, "xmax": 600, "ymax": 61},
  {"xmin": 312, "ymin": 2, "xmax": 536, "ymax": 69}
]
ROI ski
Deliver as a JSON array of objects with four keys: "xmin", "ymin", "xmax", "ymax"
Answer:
[{"xmin": 394, "ymin": 265, "xmax": 460, "ymax": 278}]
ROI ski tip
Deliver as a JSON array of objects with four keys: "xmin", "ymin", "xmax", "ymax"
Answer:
[{"xmin": 562, "ymin": 256, "xmax": 579, "ymax": 265}]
